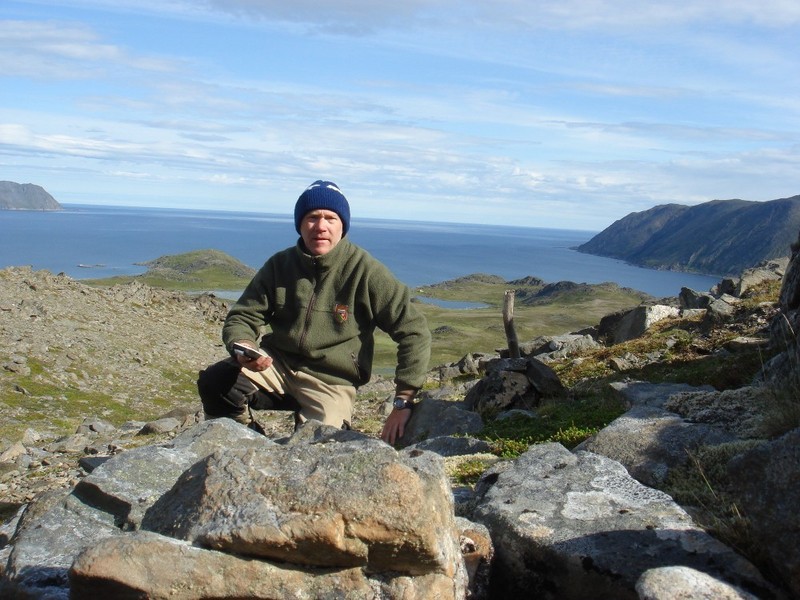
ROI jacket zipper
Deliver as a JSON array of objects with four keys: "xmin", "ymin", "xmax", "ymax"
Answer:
[{"xmin": 299, "ymin": 258, "xmax": 320, "ymax": 352}]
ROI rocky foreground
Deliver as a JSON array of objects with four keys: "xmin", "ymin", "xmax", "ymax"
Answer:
[{"xmin": 0, "ymin": 244, "xmax": 799, "ymax": 599}]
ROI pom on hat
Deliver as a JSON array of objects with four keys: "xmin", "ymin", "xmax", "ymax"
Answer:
[{"xmin": 294, "ymin": 180, "xmax": 351, "ymax": 235}]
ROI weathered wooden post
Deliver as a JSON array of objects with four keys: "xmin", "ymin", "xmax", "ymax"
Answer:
[{"xmin": 503, "ymin": 289, "xmax": 520, "ymax": 358}]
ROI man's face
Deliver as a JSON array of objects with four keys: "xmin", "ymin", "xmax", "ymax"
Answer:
[{"xmin": 300, "ymin": 209, "xmax": 344, "ymax": 256}]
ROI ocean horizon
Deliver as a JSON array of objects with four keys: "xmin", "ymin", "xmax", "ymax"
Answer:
[{"xmin": 0, "ymin": 204, "xmax": 722, "ymax": 298}]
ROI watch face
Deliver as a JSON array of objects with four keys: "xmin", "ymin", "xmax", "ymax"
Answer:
[{"xmin": 393, "ymin": 398, "xmax": 407, "ymax": 409}]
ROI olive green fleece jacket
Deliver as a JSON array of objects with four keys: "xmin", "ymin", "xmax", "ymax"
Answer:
[{"xmin": 222, "ymin": 238, "xmax": 431, "ymax": 389}]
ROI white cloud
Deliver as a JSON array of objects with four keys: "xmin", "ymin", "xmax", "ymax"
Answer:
[{"xmin": 0, "ymin": 19, "xmax": 176, "ymax": 78}]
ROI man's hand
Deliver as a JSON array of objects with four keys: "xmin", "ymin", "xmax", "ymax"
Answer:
[
  {"xmin": 233, "ymin": 341, "xmax": 273, "ymax": 372},
  {"xmin": 381, "ymin": 407, "xmax": 412, "ymax": 445}
]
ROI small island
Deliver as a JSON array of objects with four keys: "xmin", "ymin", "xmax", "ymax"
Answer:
[{"xmin": 0, "ymin": 181, "xmax": 62, "ymax": 210}]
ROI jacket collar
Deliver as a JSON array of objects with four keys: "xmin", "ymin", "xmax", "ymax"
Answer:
[{"xmin": 295, "ymin": 237, "xmax": 351, "ymax": 274}]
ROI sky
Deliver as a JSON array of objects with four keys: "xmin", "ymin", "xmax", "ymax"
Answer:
[{"xmin": 1, "ymin": 1, "xmax": 799, "ymax": 231}]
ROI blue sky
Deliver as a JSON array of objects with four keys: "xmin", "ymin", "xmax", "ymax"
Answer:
[{"xmin": 1, "ymin": 0, "xmax": 799, "ymax": 230}]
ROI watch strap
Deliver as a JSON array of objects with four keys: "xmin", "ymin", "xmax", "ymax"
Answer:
[{"xmin": 393, "ymin": 396, "xmax": 416, "ymax": 410}]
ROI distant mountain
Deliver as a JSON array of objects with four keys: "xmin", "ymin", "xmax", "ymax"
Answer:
[
  {"xmin": 0, "ymin": 181, "xmax": 62, "ymax": 210},
  {"xmin": 577, "ymin": 195, "xmax": 800, "ymax": 276}
]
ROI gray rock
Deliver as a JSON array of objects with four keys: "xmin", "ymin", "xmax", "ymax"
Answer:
[
  {"xmin": 455, "ymin": 517, "xmax": 494, "ymax": 600},
  {"xmin": 465, "ymin": 370, "xmax": 533, "ymax": 415},
  {"xmin": 141, "ymin": 432, "xmax": 464, "ymax": 578},
  {"xmin": 518, "ymin": 333, "xmax": 600, "ymax": 362},
  {"xmin": 137, "ymin": 416, "xmax": 182, "ymax": 435},
  {"xmin": 704, "ymin": 296, "xmax": 738, "ymax": 323},
  {"xmin": 761, "ymin": 235, "xmax": 800, "ymax": 389},
  {"xmin": 600, "ymin": 305, "xmax": 681, "ymax": 344},
  {"xmin": 398, "ymin": 399, "xmax": 484, "ymax": 447},
  {"xmin": 636, "ymin": 566, "xmax": 760, "ymax": 599},
  {"xmin": 495, "ymin": 408, "xmax": 537, "ymax": 421},
  {"xmin": 780, "ymin": 242, "xmax": 800, "ymax": 314},
  {"xmin": 412, "ymin": 435, "xmax": 493, "ymax": 457},
  {"xmin": 736, "ymin": 258, "xmax": 789, "ymax": 297},
  {"xmin": 3, "ymin": 420, "xmax": 472, "ymax": 599},
  {"xmin": 679, "ymin": 287, "xmax": 714, "ymax": 309},
  {"xmin": 0, "ymin": 442, "xmax": 26, "ymax": 464},
  {"xmin": 665, "ymin": 386, "xmax": 770, "ymax": 439},
  {"xmin": 463, "ymin": 356, "xmax": 565, "ymax": 416},
  {"xmin": 609, "ymin": 380, "xmax": 716, "ymax": 409},
  {"xmin": 576, "ymin": 405, "xmax": 736, "ymax": 487},
  {"xmin": 724, "ymin": 335, "xmax": 770, "ymax": 352},
  {"xmin": 77, "ymin": 455, "xmax": 111, "ymax": 473},
  {"xmin": 75, "ymin": 417, "xmax": 117, "ymax": 436},
  {"xmin": 727, "ymin": 428, "xmax": 800, "ymax": 598},
  {"xmin": 472, "ymin": 443, "xmax": 773, "ymax": 599},
  {"xmin": 0, "ymin": 490, "xmax": 119, "ymax": 600},
  {"xmin": 44, "ymin": 433, "xmax": 92, "ymax": 454},
  {"xmin": 526, "ymin": 357, "xmax": 567, "ymax": 397},
  {"xmin": 435, "ymin": 352, "xmax": 499, "ymax": 381},
  {"xmin": 72, "ymin": 419, "xmax": 270, "ymax": 528}
]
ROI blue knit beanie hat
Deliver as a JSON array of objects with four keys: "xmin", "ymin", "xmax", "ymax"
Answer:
[{"xmin": 294, "ymin": 180, "xmax": 350, "ymax": 236}]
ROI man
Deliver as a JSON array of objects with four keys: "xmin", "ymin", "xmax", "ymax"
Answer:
[{"xmin": 197, "ymin": 180, "xmax": 431, "ymax": 445}]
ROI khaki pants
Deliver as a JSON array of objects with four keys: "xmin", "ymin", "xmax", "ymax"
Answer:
[{"xmin": 241, "ymin": 356, "xmax": 355, "ymax": 429}]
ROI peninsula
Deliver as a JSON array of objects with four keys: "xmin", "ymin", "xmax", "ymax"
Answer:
[{"xmin": 0, "ymin": 181, "xmax": 62, "ymax": 210}]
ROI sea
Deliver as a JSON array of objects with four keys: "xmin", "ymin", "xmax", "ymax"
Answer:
[{"xmin": 0, "ymin": 204, "xmax": 721, "ymax": 300}]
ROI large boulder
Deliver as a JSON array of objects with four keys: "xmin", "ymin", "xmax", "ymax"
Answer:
[
  {"xmin": 463, "ymin": 357, "xmax": 566, "ymax": 416},
  {"xmin": 0, "ymin": 419, "xmax": 470, "ymax": 599},
  {"xmin": 575, "ymin": 404, "xmax": 736, "ymax": 487},
  {"xmin": 598, "ymin": 304, "xmax": 681, "ymax": 345},
  {"xmin": 664, "ymin": 386, "xmax": 773, "ymax": 439},
  {"xmin": 140, "ymin": 434, "xmax": 462, "ymax": 576},
  {"xmin": 396, "ymin": 398, "xmax": 484, "ymax": 448},
  {"xmin": 471, "ymin": 443, "xmax": 776, "ymax": 600},
  {"xmin": 71, "ymin": 416, "xmax": 269, "ymax": 529},
  {"xmin": 735, "ymin": 258, "xmax": 789, "ymax": 297}
]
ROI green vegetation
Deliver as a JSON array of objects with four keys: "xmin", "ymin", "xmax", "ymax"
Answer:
[
  {"xmin": 372, "ymin": 274, "xmax": 650, "ymax": 373},
  {"xmin": 451, "ymin": 457, "xmax": 496, "ymax": 486},
  {"xmin": 477, "ymin": 396, "xmax": 627, "ymax": 458},
  {"xmin": 83, "ymin": 249, "xmax": 255, "ymax": 291},
  {"xmin": 0, "ymin": 358, "xmax": 195, "ymax": 444}
]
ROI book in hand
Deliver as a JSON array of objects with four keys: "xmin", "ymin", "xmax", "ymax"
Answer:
[{"xmin": 232, "ymin": 342, "xmax": 269, "ymax": 360}]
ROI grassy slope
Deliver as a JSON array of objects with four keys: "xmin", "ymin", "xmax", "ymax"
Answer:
[
  {"xmin": 373, "ymin": 276, "xmax": 649, "ymax": 373},
  {"xmin": 85, "ymin": 250, "xmax": 651, "ymax": 372}
]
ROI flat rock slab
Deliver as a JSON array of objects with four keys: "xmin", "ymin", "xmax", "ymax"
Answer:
[{"xmin": 473, "ymin": 442, "xmax": 773, "ymax": 599}]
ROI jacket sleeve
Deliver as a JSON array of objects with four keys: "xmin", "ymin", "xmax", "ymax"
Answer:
[
  {"xmin": 222, "ymin": 262, "xmax": 274, "ymax": 351},
  {"xmin": 371, "ymin": 264, "xmax": 431, "ymax": 390}
]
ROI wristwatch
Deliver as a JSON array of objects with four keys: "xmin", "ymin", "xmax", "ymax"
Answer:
[{"xmin": 393, "ymin": 397, "xmax": 416, "ymax": 410}]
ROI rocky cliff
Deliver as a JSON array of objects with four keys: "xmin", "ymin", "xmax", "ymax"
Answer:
[
  {"xmin": 0, "ymin": 181, "xmax": 62, "ymax": 210},
  {"xmin": 577, "ymin": 195, "xmax": 800, "ymax": 276}
]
